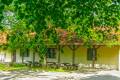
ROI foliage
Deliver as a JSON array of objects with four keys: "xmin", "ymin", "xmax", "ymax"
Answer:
[
  {"xmin": 0, "ymin": 63, "xmax": 66, "ymax": 72},
  {"xmin": 8, "ymin": 19, "xmax": 28, "ymax": 50},
  {"xmin": 0, "ymin": 0, "xmax": 120, "ymax": 62},
  {"xmin": 10, "ymin": 0, "xmax": 120, "ymax": 43},
  {"xmin": 0, "ymin": 63, "xmax": 27, "ymax": 71}
]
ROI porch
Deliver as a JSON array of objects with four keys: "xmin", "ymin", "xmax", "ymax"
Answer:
[{"xmin": 0, "ymin": 45, "xmax": 119, "ymax": 70}]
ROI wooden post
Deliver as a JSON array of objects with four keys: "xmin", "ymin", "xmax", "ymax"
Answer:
[
  {"xmin": 58, "ymin": 45, "xmax": 61, "ymax": 66},
  {"xmin": 92, "ymin": 48, "xmax": 96, "ymax": 68},
  {"xmin": 45, "ymin": 50, "xmax": 47, "ymax": 68},
  {"xmin": 20, "ymin": 48, "xmax": 24, "ymax": 63},
  {"xmin": 33, "ymin": 51, "xmax": 35, "ymax": 66},
  {"xmin": 21, "ymin": 52, "xmax": 24, "ymax": 63},
  {"xmin": 72, "ymin": 45, "xmax": 75, "ymax": 65},
  {"xmin": 11, "ymin": 50, "xmax": 16, "ymax": 63},
  {"xmin": 91, "ymin": 45, "xmax": 100, "ymax": 68},
  {"xmin": 68, "ymin": 45, "xmax": 80, "ymax": 65}
]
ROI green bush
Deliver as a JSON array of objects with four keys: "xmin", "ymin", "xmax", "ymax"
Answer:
[
  {"xmin": 0, "ymin": 63, "xmax": 7, "ymax": 67},
  {"xmin": 10, "ymin": 63, "xmax": 26, "ymax": 67}
]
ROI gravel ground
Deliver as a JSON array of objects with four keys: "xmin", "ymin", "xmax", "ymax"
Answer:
[{"xmin": 0, "ymin": 70, "xmax": 120, "ymax": 80}]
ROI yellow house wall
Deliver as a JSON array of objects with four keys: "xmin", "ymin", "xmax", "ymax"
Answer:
[
  {"xmin": 60, "ymin": 46, "xmax": 119, "ymax": 69},
  {"xmin": 97, "ymin": 46, "xmax": 118, "ymax": 66},
  {"xmin": 0, "ymin": 45, "xmax": 119, "ymax": 70},
  {"xmin": 60, "ymin": 46, "xmax": 72, "ymax": 64}
]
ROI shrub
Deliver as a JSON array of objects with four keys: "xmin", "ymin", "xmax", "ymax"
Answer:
[{"xmin": 10, "ymin": 63, "xmax": 26, "ymax": 67}]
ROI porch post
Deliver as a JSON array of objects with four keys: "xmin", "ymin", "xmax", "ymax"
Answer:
[
  {"xmin": 92, "ymin": 48, "xmax": 95, "ymax": 68},
  {"xmin": 45, "ymin": 50, "xmax": 47, "ymax": 67},
  {"xmin": 58, "ymin": 45, "xmax": 61, "ymax": 65},
  {"xmin": 12, "ymin": 50, "xmax": 16, "ymax": 63},
  {"xmin": 33, "ymin": 51, "xmax": 35, "ymax": 66},
  {"xmin": 72, "ymin": 45, "xmax": 75, "ymax": 65},
  {"xmin": 68, "ymin": 45, "xmax": 80, "ymax": 65}
]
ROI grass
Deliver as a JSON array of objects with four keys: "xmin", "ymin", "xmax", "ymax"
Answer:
[
  {"xmin": 31, "ymin": 67, "xmax": 66, "ymax": 72},
  {"xmin": 0, "ymin": 63, "xmax": 101, "ymax": 73},
  {"xmin": 0, "ymin": 63, "xmax": 67, "ymax": 72},
  {"xmin": 0, "ymin": 63, "xmax": 28, "ymax": 71}
]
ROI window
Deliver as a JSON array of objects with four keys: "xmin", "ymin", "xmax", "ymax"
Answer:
[
  {"xmin": 47, "ymin": 48, "xmax": 56, "ymax": 58},
  {"xmin": 87, "ymin": 48, "xmax": 97, "ymax": 61},
  {"xmin": 20, "ymin": 49, "xmax": 29, "ymax": 57},
  {"xmin": 0, "ymin": 53, "xmax": 5, "ymax": 62}
]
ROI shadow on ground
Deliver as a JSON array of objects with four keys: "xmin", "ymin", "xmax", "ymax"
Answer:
[
  {"xmin": 0, "ymin": 71, "xmax": 120, "ymax": 80},
  {"xmin": 0, "ymin": 71, "xmax": 45, "ymax": 80},
  {"xmin": 81, "ymin": 75, "xmax": 120, "ymax": 80}
]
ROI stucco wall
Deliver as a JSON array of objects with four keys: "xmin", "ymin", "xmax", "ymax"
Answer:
[
  {"xmin": 5, "ymin": 50, "xmax": 12, "ymax": 62},
  {"xmin": 16, "ymin": 49, "xmax": 21, "ymax": 63},
  {"xmin": 0, "ymin": 46, "xmax": 119, "ymax": 70},
  {"xmin": 16, "ymin": 49, "xmax": 34, "ymax": 63},
  {"xmin": 60, "ymin": 46, "xmax": 72, "ymax": 64},
  {"xmin": 60, "ymin": 46, "xmax": 119, "ymax": 69},
  {"xmin": 97, "ymin": 46, "xmax": 119, "ymax": 69},
  {"xmin": 0, "ymin": 49, "xmax": 12, "ymax": 62}
]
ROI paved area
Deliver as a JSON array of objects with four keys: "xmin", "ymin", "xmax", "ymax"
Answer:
[{"xmin": 0, "ymin": 70, "xmax": 120, "ymax": 80}]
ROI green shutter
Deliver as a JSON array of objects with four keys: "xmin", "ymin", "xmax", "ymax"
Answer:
[
  {"xmin": 87, "ymin": 48, "xmax": 93, "ymax": 60},
  {"xmin": 87, "ymin": 48, "xmax": 97, "ymax": 61}
]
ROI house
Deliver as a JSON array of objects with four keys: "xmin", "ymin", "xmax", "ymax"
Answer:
[{"xmin": 0, "ymin": 30, "xmax": 120, "ymax": 70}]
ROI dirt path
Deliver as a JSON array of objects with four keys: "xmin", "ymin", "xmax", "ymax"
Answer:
[{"xmin": 0, "ymin": 70, "xmax": 120, "ymax": 80}]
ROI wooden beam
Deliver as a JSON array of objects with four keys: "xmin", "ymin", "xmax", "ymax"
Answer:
[
  {"xmin": 68, "ymin": 45, "xmax": 80, "ymax": 50},
  {"xmin": 93, "ymin": 45, "xmax": 101, "ymax": 49}
]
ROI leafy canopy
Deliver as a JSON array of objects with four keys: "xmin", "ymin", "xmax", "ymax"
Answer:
[{"xmin": 0, "ymin": 0, "xmax": 120, "ymax": 50}]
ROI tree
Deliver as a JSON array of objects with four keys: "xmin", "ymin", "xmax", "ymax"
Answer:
[
  {"xmin": 0, "ymin": 0, "xmax": 120, "ymax": 67},
  {"xmin": 8, "ymin": 19, "xmax": 28, "ymax": 63},
  {"xmin": 7, "ymin": 0, "xmax": 120, "ymax": 43}
]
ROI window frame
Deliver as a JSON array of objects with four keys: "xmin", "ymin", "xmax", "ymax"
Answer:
[
  {"xmin": 47, "ymin": 48, "xmax": 56, "ymax": 59},
  {"xmin": 87, "ymin": 48, "xmax": 97, "ymax": 61},
  {"xmin": 20, "ymin": 49, "xmax": 29, "ymax": 57}
]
